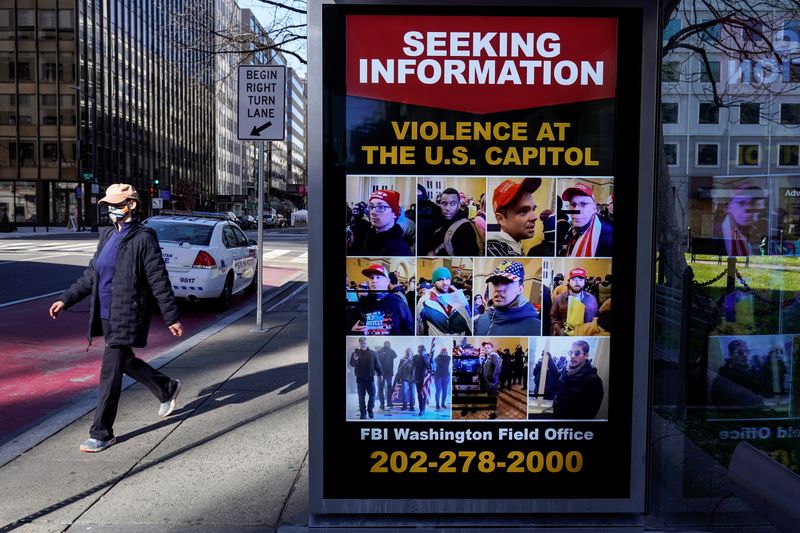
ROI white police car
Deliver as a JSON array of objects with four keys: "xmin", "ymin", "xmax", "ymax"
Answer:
[{"xmin": 143, "ymin": 213, "xmax": 258, "ymax": 308}]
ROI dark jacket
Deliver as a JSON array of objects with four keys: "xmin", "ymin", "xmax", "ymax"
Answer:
[
  {"xmin": 355, "ymin": 293, "xmax": 414, "ymax": 335},
  {"xmin": 434, "ymin": 353, "xmax": 451, "ymax": 377},
  {"xmin": 359, "ymin": 223, "xmax": 413, "ymax": 256},
  {"xmin": 430, "ymin": 211, "xmax": 480, "ymax": 256},
  {"xmin": 474, "ymin": 295, "xmax": 541, "ymax": 336},
  {"xmin": 350, "ymin": 347, "xmax": 383, "ymax": 383},
  {"xmin": 558, "ymin": 219, "xmax": 613, "ymax": 257},
  {"xmin": 60, "ymin": 223, "xmax": 179, "ymax": 348},
  {"xmin": 377, "ymin": 346, "xmax": 398, "ymax": 377},
  {"xmin": 412, "ymin": 352, "xmax": 431, "ymax": 383},
  {"xmin": 552, "ymin": 364, "xmax": 604, "ymax": 419}
]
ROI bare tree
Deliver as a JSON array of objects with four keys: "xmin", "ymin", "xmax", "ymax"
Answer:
[{"xmin": 658, "ymin": 0, "xmax": 800, "ymax": 285}]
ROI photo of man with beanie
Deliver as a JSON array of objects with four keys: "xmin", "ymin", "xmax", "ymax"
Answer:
[{"xmin": 417, "ymin": 266, "xmax": 472, "ymax": 335}]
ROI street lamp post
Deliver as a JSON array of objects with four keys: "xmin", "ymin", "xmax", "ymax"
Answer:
[{"xmin": 72, "ymin": 83, "xmax": 98, "ymax": 231}]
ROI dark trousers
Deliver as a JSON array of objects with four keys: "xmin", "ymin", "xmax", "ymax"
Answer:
[
  {"xmin": 377, "ymin": 375, "xmax": 394, "ymax": 408},
  {"xmin": 415, "ymin": 380, "xmax": 426, "ymax": 413},
  {"xmin": 356, "ymin": 378, "xmax": 376, "ymax": 416},
  {"xmin": 90, "ymin": 320, "xmax": 175, "ymax": 440},
  {"xmin": 435, "ymin": 375, "xmax": 449, "ymax": 407}
]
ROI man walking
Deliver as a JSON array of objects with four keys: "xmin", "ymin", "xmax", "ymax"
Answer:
[
  {"xmin": 349, "ymin": 337, "xmax": 383, "ymax": 419},
  {"xmin": 412, "ymin": 345, "xmax": 431, "ymax": 415},
  {"xmin": 376, "ymin": 341, "xmax": 397, "ymax": 410},
  {"xmin": 434, "ymin": 347, "xmax": 452, "ymax": 409},
  {"xmin": 49, "ymin": 183, "xmax": 184, "ymax": 453}
]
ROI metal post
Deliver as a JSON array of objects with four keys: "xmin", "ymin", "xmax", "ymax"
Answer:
[{"xmin": 255, "ymin": 140, "xmax": 267, "ymax": 332}]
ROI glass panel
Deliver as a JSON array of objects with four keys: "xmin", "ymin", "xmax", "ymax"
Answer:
[
  {"xmin": 0, "ymin": 182, "xmax": 12, "ymax": 224},
  {"xmin": 662, "ymin": 102, "xmax": 679, "ymax": 124},
  {"xmin": 15, "ymin": 181, "xmax": 37, "ymax": 224},
  {"xmin": 740, "ymin": 103, "xmax": 760, "ymax": 124},
  {"xmin": 654, "ymin": 1, "xmax": 800, "ymax": 530}
]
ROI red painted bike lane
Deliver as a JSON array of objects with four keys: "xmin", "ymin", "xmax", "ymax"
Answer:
[{"xmin": 0, "ymin": 266, "xmax": 299, "ymax": 443}]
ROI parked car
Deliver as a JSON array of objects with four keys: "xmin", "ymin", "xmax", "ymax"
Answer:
[
  {"xmin": 143, "ymin": 214, "xmax": 258, "ymax": 308},
  {"xmin": 262, "ymin": 213, "xmax": 276, "ymax": 227},
  {"xmin": 237, "ymin": 215, "xmax": 256, "ymax": 229}
]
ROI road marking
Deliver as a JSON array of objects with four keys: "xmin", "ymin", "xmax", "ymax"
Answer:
[
  {"xmin": 0, "ymin": 252, "xmax": 92, "ymax": 266},
  {"xmin": 0, "ymin": 290, "xmax": 63, "ymax": 309},
  {"xmin": 263, "ymin": 249, "xmax": 291, "ymax": 259}
]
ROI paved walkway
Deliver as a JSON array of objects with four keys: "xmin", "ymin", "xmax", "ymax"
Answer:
[{"xmin": 0, "ymin": 280, "xmax": 310, "ymax": 532}]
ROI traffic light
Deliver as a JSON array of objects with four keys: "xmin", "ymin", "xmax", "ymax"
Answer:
[{"xmin": 153, "ymin": 169, "xmax": 160, "ymax": 189}]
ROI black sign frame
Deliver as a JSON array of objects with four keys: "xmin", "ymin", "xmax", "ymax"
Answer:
[{"xmin": 309, "ymin": 0, "xmax": 658, "ymax": 516}]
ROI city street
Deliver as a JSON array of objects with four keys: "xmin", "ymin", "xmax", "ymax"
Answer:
[{"xmin": 0, "ymin": 228, "xmax": 308, "ymax": 448}]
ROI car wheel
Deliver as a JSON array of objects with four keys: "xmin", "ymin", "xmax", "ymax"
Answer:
[
  {"xmin": 245, "ymin": 270, "xmax": 259, "ymax": 293},
  {"xmin": 217, "ymin": 274, "xmax": 233, "ymax": 310}
]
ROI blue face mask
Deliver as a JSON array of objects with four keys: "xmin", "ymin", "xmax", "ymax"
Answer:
[{"xmin": 108, "ymin": 204, "xmax": 129, "ymax": 222}]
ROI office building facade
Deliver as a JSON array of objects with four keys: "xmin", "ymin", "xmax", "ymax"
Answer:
[{"xmin": 0, "ymin": 1, "xmax": 216, "ymax": 228}]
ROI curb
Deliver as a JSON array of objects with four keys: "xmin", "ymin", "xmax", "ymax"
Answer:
[{"xmin": 0, "ymin": 276, "xmax": 307, "ymax": 468}]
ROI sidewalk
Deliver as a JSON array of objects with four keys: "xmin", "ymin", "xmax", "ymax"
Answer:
[{"xmin": 0, "ymin": 280, "xmax": 310, "ymax": 532}]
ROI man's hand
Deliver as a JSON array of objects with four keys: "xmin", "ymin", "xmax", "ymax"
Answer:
[
  {"xmin": 168, "ymin": 322, "xmax": 184, "ymax": 337},
  {"xmin": 49, "ymin": 301, "xmax": 65, "ymax": 319}
]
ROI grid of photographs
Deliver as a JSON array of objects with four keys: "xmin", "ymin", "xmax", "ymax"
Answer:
[{"xmin": 345, "ymin": 175, "xmax": 614, "ymax": 421}]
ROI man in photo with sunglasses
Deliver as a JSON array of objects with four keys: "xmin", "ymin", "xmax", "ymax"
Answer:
[
  {"xmin": 552, "ymin": 340, "xmax": 604, "ymax": 419},
  {"xmin": 557, "ymin": 183, "xmax": 613, "ymax": 257},
  {"xmin": 352, "ymin": 189, "xmax": 413, "ymax": 256},
  {"xmin": 49, "ymin": 184, "xmax": 184, "ymax": 453},
  {"xmin": 426, "ymin": 188, "xmax": 483, "ymax": 256}
]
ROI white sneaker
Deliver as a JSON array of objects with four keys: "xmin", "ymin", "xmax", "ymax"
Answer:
[{"xmin": 159, "ymin": 380, "xmax": 182, "ymax": 417}]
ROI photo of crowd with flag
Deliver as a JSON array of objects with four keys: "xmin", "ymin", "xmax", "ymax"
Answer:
[{"xmin": 345, "ymin": 336, "xmax": 453, "ymax": 421}]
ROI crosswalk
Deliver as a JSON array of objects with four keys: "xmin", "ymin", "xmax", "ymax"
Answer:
[
  {"xmin": 0, "ymin": 240, "xmax": 98, "ymax": 254},
  {"xmin": 262, "ymin": 249, "xmax": 308, "ymax": 265},
  {"xmin": 0, "ymin": 239, "xmax": 308, "ymax": 267}
]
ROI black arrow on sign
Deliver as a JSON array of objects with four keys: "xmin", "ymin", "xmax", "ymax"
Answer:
[{"xmin": 250, "ymin": 121, "xmax": 273, "ymax": 136}]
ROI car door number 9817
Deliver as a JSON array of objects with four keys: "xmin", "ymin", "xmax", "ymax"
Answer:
[{"xmin": 180, "ymin": 277, "xmax": 196, "ymax": 283}]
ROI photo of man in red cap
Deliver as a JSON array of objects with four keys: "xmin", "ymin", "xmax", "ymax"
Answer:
[
  {"xmin": 557, "ymin": 182, "xmax": 613, "ymax": 257},
  {"xmin": 350, "ymin": 263, "xmax": 414, "ymax": 335},
  {"xmin": 550, "ymin": 267, "xmax": 599, "ymax": 336},
  {"xmin": 713, "ymin": 182, "xmax": 764, "ymax": 256},
  {"xmin": 487, "ymin": 178, "xmax": 543, "ymax": 257},
  {"xmin": 350, "ymin": 189, "xmax": 413, "ymax": 256}
]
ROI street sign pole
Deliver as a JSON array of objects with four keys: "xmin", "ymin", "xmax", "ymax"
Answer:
[
  {"xmin": 236, "ymin": 64, "xmax": 286, "ymax": 333},
  {"xmin": 256, "ymin": 140, "xmax": 267, "ymax": 332}
]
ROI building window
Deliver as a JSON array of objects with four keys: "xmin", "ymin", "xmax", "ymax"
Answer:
[
  {"xmin": 664, "ymin": 144, "xmax": 678, "ymax": 166},
  {"xmin": 9, "ymin": 62, "xmax": 32, "ymax": 81},
  {"xmin": 781, "ymin": 103, "xmax": 800, "ymax": 125},
  {"xmin": 698, "ymin": 103, "xmax": 719, "ymax": 124},
  {"xmin": 700, "ymin": 19, "xmax": 721, "ymax": 43},
  {"xmin": 699, "ymin": 61, "xmax": 721, "ymax": 82},
  {"xmin": 739, "ymin": 103, "xmax": 760, "ymax": 124},
  {"xmin": 778, "ymin": 144, "xmax": 800, "ymax": 166},
  {"xmin": 661, "ymin": 61, "xmax": 680, "ymax": 82},
  {"xmin": 661, "ymin": 103, "xmax": 679, "ymax": 124},
  {"xmin": 787, "ymin": 58, "xmax": 800, "ymax": 83},
  {"xmin": 736, "ymin": 143, "xmax": 760, "ymax": 166},
  {"xmin": 697, "ymin": 143, "xmax": 719, "ymax": 166},
  {"xmin": 42, "ymin": 143, "xmax": 59, "ymax": 163}
]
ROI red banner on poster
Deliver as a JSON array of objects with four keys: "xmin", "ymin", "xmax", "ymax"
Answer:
[{"xmin": 346, "ymin": 15, "xmax": 617, "ymax": 114}]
